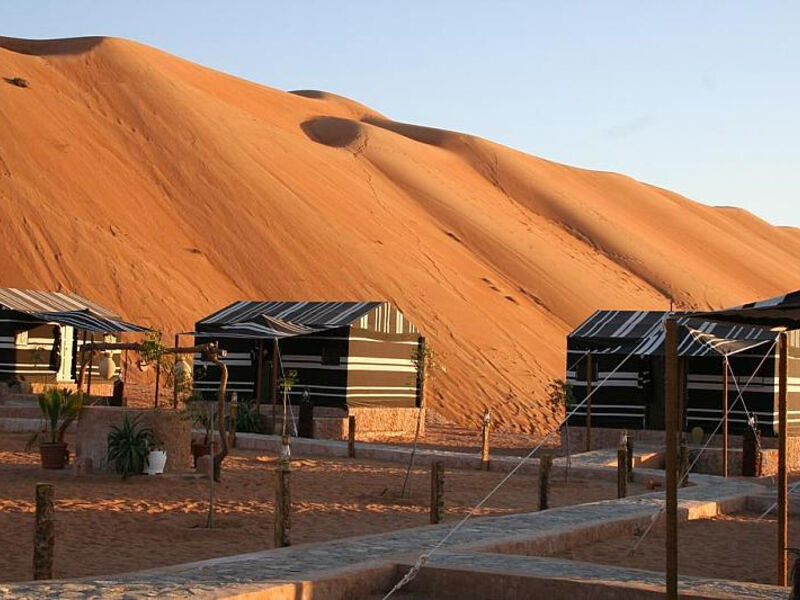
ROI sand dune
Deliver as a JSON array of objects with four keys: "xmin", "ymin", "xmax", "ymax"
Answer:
[{"xmin": 1, "ymin": 36, "xmax": 798, "ymax": 432}]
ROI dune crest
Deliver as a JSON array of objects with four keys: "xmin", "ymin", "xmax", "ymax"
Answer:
[{"xmin": 1, "ymin": 36, "xmax": 798, "ymax": 432}]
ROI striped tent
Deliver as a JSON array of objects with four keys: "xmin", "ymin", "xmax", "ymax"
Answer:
[
  {"xmin": 567, "ymin": 309, "xmax": 789, "ymax": 434},
  {"xmin": 687, "ymin": 289, "xmax": 800, "ymax": 329},
  {"xmin": 194, "ymin": 301, "xmax": 423, "ymax": 408},
  {"xmin": 0, "ymin": 288, "xmax": 149, "ymax": 385}
]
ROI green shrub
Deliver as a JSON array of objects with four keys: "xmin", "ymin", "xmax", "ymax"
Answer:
[{"xmin": 106, "ymin": 414, "xmax": 155, "ymax": 478}]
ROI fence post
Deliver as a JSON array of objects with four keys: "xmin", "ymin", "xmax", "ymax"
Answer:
[
  {"xmin": 626, "ymin": 433, "xmax": 634, "ymax": 482},
  {"xmin": 617, "ymin": 444, "xmax": 628, "ymax": 498},
  {"xmin": 481, "ymin": 409, "xmax": 491, "ymax": 471},
  {"xmin": 430, "ymin": 461, "xmax": 444, "ymax": 524},
  {"xmin": 274, "ymin": 458, "xmax": 291, "ymax": 547},
  {"xmin": 33, "ymin": 483, "xmax": 54, "ymax": 580},
  {"xmin": 348, "ymin": 415, "xmax": 356, "ymax": 458},
  {"xmin": 539, "ymin": 455, "xmax": 552, "ymax": 510}
]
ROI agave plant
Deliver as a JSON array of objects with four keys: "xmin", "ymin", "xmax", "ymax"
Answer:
[
  {"xmin": 106, "ymin": 414, "xmax": 156, "ymax": 478},
  {"xmin": 37, "ymin": 388, "xmax": 84, "ymax": 444}
]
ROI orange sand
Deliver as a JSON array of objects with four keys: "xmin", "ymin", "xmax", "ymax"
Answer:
[
  {"xmin": 1, "ymin": 36, "xmax": 800, "ymax": 432},
  {"xmin": 554, "ymin": 512, "xmax": 800, "ymax": 584},
  {"xmin": 0, "ymin": 433, "xmax": 643, "ymax": 582}
]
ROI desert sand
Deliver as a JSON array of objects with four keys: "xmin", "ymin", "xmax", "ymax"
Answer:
[
  {"xmin": 553, "ymin": 512, "xmax": 800, "ymax": 584},
  {"xmin": 0, "ymin": 433, "xmax": 643, "ymax": 583},
  {"xmin": 1, "ymin": 36, "xmax": 800, "ymax": 432}
]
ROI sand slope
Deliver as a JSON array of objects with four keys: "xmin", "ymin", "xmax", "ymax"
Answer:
[{"xmin": 1, "ymin": 36, "xmax": 798, "ymax": 432}]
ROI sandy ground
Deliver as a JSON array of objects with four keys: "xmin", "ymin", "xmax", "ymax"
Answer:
[
  {"xmin": 0, "ymin": 433, "xmax": 644, "ymax": 583},
  {"xmin": 553, "ymin": 512, "xmax": 800, "ymax": 584},
  {"xmin": 2, "ymin": 36, "xmax": 800, "ymax": 433}
]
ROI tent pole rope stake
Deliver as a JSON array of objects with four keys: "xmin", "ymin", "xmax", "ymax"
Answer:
[
  {"xmin": 665, "ymin": 318, "xmax": 679, "ymax": 600},
  {"xmin": 779, "ymin": 331, "xmax": 789, "ymax": 587}
]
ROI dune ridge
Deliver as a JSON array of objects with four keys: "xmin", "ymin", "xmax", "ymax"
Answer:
[{"xmin": 1, "ymin": 36, "xmax": 798, "ymax": 432}]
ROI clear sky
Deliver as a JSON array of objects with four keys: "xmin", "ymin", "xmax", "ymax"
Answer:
[{"xmin": 4, "ymin": 1, "xmax": 798, "ymax": 227}]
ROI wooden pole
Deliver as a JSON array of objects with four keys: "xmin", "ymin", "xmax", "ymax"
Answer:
[
  {"xmin": 154, "ymin": 360, "xmax": 161, "ymax": 408},
  {"xmin": 617, "ymin": 444, "xmax": 628, "ymax": 498},
  {"xmin": 665, "ymin": 318, "xmax": 679, "ymax": 600},
  {"xmin": 481, "ymin": 409, "xmax": 491, "ymax": 471},
  {"xmin": 585, "ymin": 353, "xmax": 594, "ymax": 452},
  {"xmin": 86, "ymin": 332, "xmax": 94, "ymax": 398},
  {"xmin": 33, "ymin": 483, "xmax": 54, "ymax": 580},
  {"xmin": 255, "ymin": 339, "xmax": 264, "ymax": 417},
  {"xmin": 778, "ymin": 331, "xmax": 789, "ymax": 587},
  {"xmin": 626, "ymin": 434, "xmax": 634, "ymax": 482},
  {"xmin": 348, "ymin": 415, "xmax": 356, "ymax": 458},
  {"xmin": 723, "ymin": 355, "xmax": 729, "ymax": 478},
  {"xmin": 430, "ymin": 461, "xmax": 444, "ymax": 524},
  {"xmin": 271, "ymin": 339, "xmax": 279, "ymax": 433},
  {"xmin": 173, "ymin": 333, "xmax": 180, "ymax": 409},
  {"xmin": 538, "ymin": 454, "xmax": 552, "ymax": 510},
  {"xmin": 275, "ymin": 458, "xmax": 291, "ymax": 547}
]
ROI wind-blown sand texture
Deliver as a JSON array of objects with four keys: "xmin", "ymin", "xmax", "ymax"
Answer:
[
  {"xmin": 0, "ymin": 433, "xmax": 643, "ymax": 582},
  {"xmin": 2, "ymin": 36, "xmax": 800, "ymax": 431}
]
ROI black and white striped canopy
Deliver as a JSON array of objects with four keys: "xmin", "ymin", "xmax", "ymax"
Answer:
[
  {"xmin": 0, "ymin": 288, "xmax": 149, "ymax": 333},
  {"xmin": 570, "ymin": 310, "xmax": 777, "ymax": 357},
  {"xmin": 687, "ymin": 290, "xmax": 800, "ymax": 329},
  {"xmin": 197, "ymin": 301, "xmax": 383, "ymax": 339}
]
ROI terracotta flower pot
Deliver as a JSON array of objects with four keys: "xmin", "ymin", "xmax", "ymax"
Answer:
[
  {"xmin": 191, "ymin": 441, "xmax": 212, "ymax": 467},
  {"xmin": 40, "ymin": 442, "xmax": 68, "ymax": 469}
]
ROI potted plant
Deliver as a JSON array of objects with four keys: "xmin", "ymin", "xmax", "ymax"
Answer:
[
  {"xmin": 187, "ymin": 395, "xmax": 214, "ymax": 467},
  {"xmin": 31, "ymin": 388, "xmax": 83, "ymax": 469},
  {"xmin": 106, "ymin": 414, "xmax": 155, "ymax": 478},
  {"xmin": 144, "ymin": 440, "xmax": 167, "ymax": 475}
]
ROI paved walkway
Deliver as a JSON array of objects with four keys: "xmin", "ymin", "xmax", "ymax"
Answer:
[{"xmin": 3, "ymin": 442, "xmax": 780, "ymax": 599}]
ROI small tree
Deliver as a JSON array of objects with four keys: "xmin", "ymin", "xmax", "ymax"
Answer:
[{"xmin": 547, "ymin": 378, "xmax": 575, "ymax": 481}]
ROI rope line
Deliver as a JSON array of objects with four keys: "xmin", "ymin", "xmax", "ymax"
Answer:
[
  {"xmin": 382, "ymin": 335, "xmax": 651, "ymax": 599},
  {"xmin": 629, "ymin": 336, "xmax": 777, "ymax": 555}
]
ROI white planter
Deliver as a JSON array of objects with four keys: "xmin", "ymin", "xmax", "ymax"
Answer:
[{"xmin": 145, "ymin": 450, "xmax": 167, "ymax": 475}]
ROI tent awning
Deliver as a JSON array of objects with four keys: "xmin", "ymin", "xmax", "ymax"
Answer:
[{"xmin": 685, "ymin": 290, "xmax": 800, "ymax": 330}]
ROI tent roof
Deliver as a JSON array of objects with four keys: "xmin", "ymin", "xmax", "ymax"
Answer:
[
  {"xmin": 196, "ymin": 300, "xmax": 387, "ymax": 339},
  {"xmin": 0, "ymin": 288, "xmax": 149, "ymax": 333},
  {"xmin": 685, "ymin": 290, "xmax": 800, "ymax": 330},
  {"xmin": 569, "ymin": 310, "xmax": 777, "ymax": 357}
]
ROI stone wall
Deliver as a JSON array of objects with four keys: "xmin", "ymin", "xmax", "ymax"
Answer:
[
  {"xmin": 262, "ymin": 406, "xmax": 425, "ymax": 441},
  {"xmin": 75, "ymin": 406, "xmax": 191, "ymax": 473}
]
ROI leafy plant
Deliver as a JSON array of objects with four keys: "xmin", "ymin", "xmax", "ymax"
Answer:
[
  {"xmin": 106, "ymin": 414, "xmax": 156, "ymax": 478},
  {"xmin": 411, "ymin": 343, "xmax": 438, "ymax": 384},
  {"xmin": 33, "ymin": 388, "xmax": 84, "ymax": 445},
  {"xmin": 547, "ymin": 378, "xmax": 574, "ymax": 415},
  {"xmin": 279, "ymin": 369, "xmax": 298, "ymax": 394},
  {"xmin": 234, "ymin": 396, "xmax": 262, "ymax": 433},
  {"xmin": 186, "ymin": 394, "xmax": 215, "ymax": 443}
]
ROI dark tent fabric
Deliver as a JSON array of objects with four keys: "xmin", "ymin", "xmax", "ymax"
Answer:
[
  {"xmin": 569, "ymin": 310, "xmax": 776, "ymax": 358},
  {"xmin": 686, "ymin": 289, "xmax": 800, "ymax": 329},
  {"xmin": 0, "ymin": 288, "xmax": 149, "ymax": 333}
]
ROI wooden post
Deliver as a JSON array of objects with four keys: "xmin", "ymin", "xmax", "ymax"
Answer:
[
  {"xmin": 275, "ymin": 458, "xmax": 291, "ymax": 547},
  {"xmin": 86, "ymin": 332, "xmax": 93, "ymax": 398},
  {"xmin": 538, "ymin": 455, "xmax": 552, "ymax": 510},
  {"xmin": 416, "ymin": 336, "xmax": 427, "ymax": 408},
  {"xmin": 665, "ymin": 318, "xmax": 679, "ymax": 600},
  {"xmin": 430, "ymin": 461, "xmax": 444, "ymax": 524},
  {"xmin": 778, "ymin": 331, "xmax": 789, "ymax": 587},
  {"xmin": 172, "ymin": 333, "xmax": 180, "ymax": 409},
  {"xmin": 271, "ymin": 339, "xmax": 279, "ymax": 433},
  {"xmin": 626, "ymin": 434, "xmax": 634, "ymax": 482},
  {"xmin": 33, "ymin": 483, "xmax": 54, "ymax": 580},
  {"xmin": 617, "ymin": 444, "xmax": 628, "ymax": 498},
  {"xmin": 481, "ymin": 409, "xmax": 491, "ymax": 470},
  {"xmin": 229, "ymin": 392, "xmax": 238, "ymax": 449},
  {"xmin": 348, "ymin": 415, "xmax": 356, "ymax": 458},
  {"xmin": 154, "ymin": 360, "xmax": 161, "ymax": 408},
  {"xmin": 722, "ymin": 355, "xmax": 729, "ymax": 478},
  {"xmin": 255, "ymin": 339, "xmax": 264, "ymax": 416},
  {"xmin": 585, "ymin": 353, "xmax": 594, "ymax": 452},
  {"xmin": 206, "ymin": 436, "xmax": 215, "ymax": 528}
]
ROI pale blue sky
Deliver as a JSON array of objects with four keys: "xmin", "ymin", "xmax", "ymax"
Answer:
[{"xmin": 5, "ymin": 1, "xmax": 798, "ymax": 226}]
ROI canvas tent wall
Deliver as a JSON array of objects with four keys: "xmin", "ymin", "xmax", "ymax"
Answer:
[
  {"xmin": 193, "ymin": 301, "xmax": 423, "ymax": 408},
  {"xmin": 0, "ymin": 288, "xmax": 148, "ymax": 386},
  {"xmin": 566, "ymin": 310, "xmax": 792, "ymax": 436}
]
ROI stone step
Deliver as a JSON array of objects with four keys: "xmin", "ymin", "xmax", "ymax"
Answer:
[
  {"xmin": 0, "ymin": 405, "xmax": 42, "ymax": 419},
  {"xmin": 0, "ymin": 417, "xmax": 76, "ymax": 434}
]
